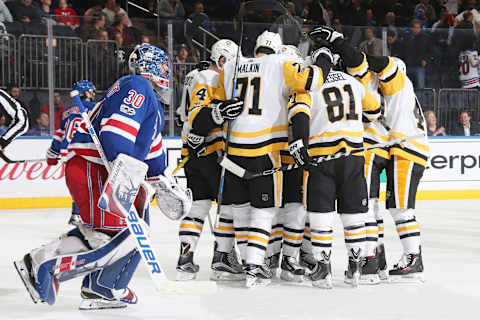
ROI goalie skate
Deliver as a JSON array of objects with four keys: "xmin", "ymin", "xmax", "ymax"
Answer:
[
  {"xmin": 280, "ymin": 256, "xmax": 305, "ymax": 283},
  {"xmin": 245, "ymin": 264, "xmax": 272, "ymax": 288},
  {"xmin": 210, "ymin": 249, "xmax": 245, "ymax": 281},
  {"xmin": 13, "ymin": 254, "xmax": 42, "ymax": 304}
]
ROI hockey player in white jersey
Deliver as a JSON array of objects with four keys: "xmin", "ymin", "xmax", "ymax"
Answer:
[
  {"xmin": 0, "ymin": 89, "xmax": 28, "ymax": 152},
  {"xmin": 310, "ymin": 26, "xmax": 428, "ymax": 282},
  {"xmin": 213, "ymin": 30, "xmax": 334, "ymax": 287},
  {"xmin": 178, "ymin": 39, "xmax": 245, "ymax": 281},
  {"xmin": 459, "ymin": 48, "xmax": 480, "ymax": 88}
]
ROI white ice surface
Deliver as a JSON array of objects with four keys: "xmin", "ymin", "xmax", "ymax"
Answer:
[{"xmin": 0, "ymin": 200, "xmax": 479, "ymax": 320}]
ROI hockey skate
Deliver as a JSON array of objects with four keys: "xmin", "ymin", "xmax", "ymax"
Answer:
[
  {"xmin": 376, "ymin": 244, "xmax": 389, "ymax": 281},
  {"xmin": 79, "ymin": 286, "xmax": 137, "ymax": 310},
  {"xmin": 280, "ymin": 255, "xmax": 305, "ymax": 283},
  {"xmin": 244, "ymin": 264, "xmax": 272, "ymax": 288},
  {"xmin": 344, "ymin": 249, "xmax": 362, "ymax": 287},
  {"xmin": 265, "ymin": 252, "xmax": 280, "ymax": 273},
  {"xmin": 308, "ymin": 251, "xmax": 332, "ymax": 289},
  {"xmin": 210, "ymin": 248, "xmax": 245, "ymax": 281},
  {"xmin": 13, "ymin": 254, "xmax": 42, "ymax": 304},
  {"xmin": 360, "ymin": 255, "xmax": 380, "ymax": 285},
  {"xmin": 299, "ymin": 249, "xmax": 316, "ymax": 275},
  {"xmin": 176, "ymin": 242, "xmax": 199, "ymax": 281},
  {"xmin": 389, "ymin": 247, "xmax": 424, "ymax": 283}
]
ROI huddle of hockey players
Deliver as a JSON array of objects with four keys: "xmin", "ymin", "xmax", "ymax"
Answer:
[
  {"xmin": 8, "ymin": 23, "xmax": 429, "ymax": 310},
  {"xmin": 177, "ymin": 25, "xmax": 428, "ymax": 289}
]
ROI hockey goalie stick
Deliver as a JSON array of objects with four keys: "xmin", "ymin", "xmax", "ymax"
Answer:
[
  {"xmin": 0, "ymin": 151, "xmax": 45, "ymax": 163},
  {"xmin": 70, "ymin": 91, "xmax": 216, "ymax": 295},
  {"xmin": 219, "ymin": 133, "xmax": 425, "ymax": 179}
]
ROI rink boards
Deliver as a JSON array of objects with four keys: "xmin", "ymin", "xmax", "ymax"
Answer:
[{"xmin": 0, "ymin": 136, "xmax": 479, "ymax": 209}]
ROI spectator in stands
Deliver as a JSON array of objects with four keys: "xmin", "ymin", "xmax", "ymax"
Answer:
[
  {"xmin": 383, "ymin": 11, "xmax": 398, "ymax": 37},
  {"xmin": 158, "ymin": 0, "xmax": 185, "ymax": 19},
  {"xmin": 55, "ymin": 0, "xmax": 80, "ymax": 29},
  {"xmin": 83, "ymin": 3, "xmax": 103, "ymax": 25},
  {"xmin": 0, "ymin": 115, "xmax": 7, "ymax": 135},
  {"xmin": 359, "ymin": 26, "xmax": 385, "ymax": 56},
  {"xmin": 140, "ymin": 35, "xmax": 150, "ymax": 44},
  {"xmin": 175, "ymin": 43, "xmax": 193, "ymax": 63},
  {"xmin": 7, "ymin": 83, "xmax": 22, "ymax": 104},
  {"xmin": 7, "ymin": 0, "xmax": 42, "ymax": 26},
  {"xmin": 414, "ymin": 0, "xmax": 437, "ymax": 26},
  {"xmin": 80, "ymin": 11, "xmax": 106, "ymax": 41},
  {"xmin": 387, "ymin": 30, "xmax": 403, "ymax": 57},
  {"xmin": 365, "ymin": 8, "xmax": 376, "ymax": 26},
  {"xmin": 26, "ymin": 112, "xmax": 49, "ymax": 136},
  {"xmin": 40, "ymin": 91, "xmax": 66, "ymax": 130},
  {"xmin": 0, "ymin": 1, "xmax": 12, "ymax": 23},
  {"xmin": 108, "ymin": 13, "xmax": 136, "ymax": 47},
  {"xmin": 158, "ymin": 31, "xmax": 168, "ymax": 51},
  {"xmin": 188, "ymin": 1, "xmax": 213, "ymax": 32},
  {"xmin": 37, "ymin": 0, "xmax": 55, "ymax": 18},
  {"xmin": 113, "ymin": 31, "xmax": 123, "ymax": 48},
  {"xmin": 451, "ymin": 109, "xmax": 480, "ymax": 136},
  {"xmin": 403, "ymin": 19, "xmax": 431, "ymax": 89},
  {"xmin": 103, "ymin": 0, "xmax": 132, "ymax": 27},
  {"xmin": 425, "ymin": 110, "xmax": 446, "ymax": 136}
]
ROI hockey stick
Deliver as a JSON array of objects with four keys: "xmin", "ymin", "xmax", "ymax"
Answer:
[
  {"xmin": 172, "ymin": 156, "xmax": 188, "ymax": 176},
  {"xmin": 219, "ymin": 133, "xmax": 425, "ymax": 179},
  {"xmin": 0, "ymin": 151, "xmax": 45, "ymax": 163},
  {"xmin": 70, "ymin": 91, "xmax": 216, "ymax": 294}
]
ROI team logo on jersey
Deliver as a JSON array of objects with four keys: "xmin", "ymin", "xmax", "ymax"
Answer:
[
  {"xmin": 362, "ymin": 198, "xmax": 367, "ymax": 206},
  {"xmin": 261, "ymin": 193, "xmax": 269, "ymax": 202}
]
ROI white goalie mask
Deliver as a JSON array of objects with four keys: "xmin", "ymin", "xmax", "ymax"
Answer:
[
  {"xmin": 210, "ymin": 39, "xmax": 239, "ymax": 70},
  {"xmin": 392, "ymin": 57, "xmax": 406, "ymax": 75},
  {"xmin": 254, "ymin": 30, "xmax": 282, "ymax": 55}
]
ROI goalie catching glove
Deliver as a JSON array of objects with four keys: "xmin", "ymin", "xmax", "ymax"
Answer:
[
  {"xmin": 147, "ymin": 171, "xmax": 193, "ymax": 221},
  {"xmin": 211, "ymin": 97, "xmax": 244, "ymax": 125}
]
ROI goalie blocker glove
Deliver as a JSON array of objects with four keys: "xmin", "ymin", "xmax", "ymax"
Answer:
[
  {"xmin": 186, "ymin": 132, "xmax": 207, "ymax": 158},
  {"xmin": 211, "ymin": 97, "xmax": 244, "ymax": 125}
]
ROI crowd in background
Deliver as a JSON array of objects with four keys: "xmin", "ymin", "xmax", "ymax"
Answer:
[{"xmin": 0, "ymin": 0, "xmax": 479, "ymax": 136}]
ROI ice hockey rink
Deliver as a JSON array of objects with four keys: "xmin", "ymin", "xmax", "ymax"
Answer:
[{"xmin": 0, "ymin": 199, "xmax": 478, "ymax": 320}]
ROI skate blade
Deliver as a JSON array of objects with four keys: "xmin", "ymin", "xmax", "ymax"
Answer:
[
  {"xmin": 378, "ymin": 269, "xmax": 389, "ymax": 282},
  {"xmin": 13, "ymin": 260, "xmax": 41, "ymax": 304},
  {"xmin": 210, "ymin": 270, "xmax": 246, "ymax": 281},
  {"xmin": 175, "ymin": 270, "xmax": 197, "ymax": 281},
  {"xmin": 311, "ymin": 274, "xmax": 333, "ymax": 289},
  {"xmin": 389, "ymin": 272, "xmax": 425, "ymax": 283},
  {"xmin": 360, "ymin": 274, "xmax": 381, "ymax": 285},
  {"xmin": 246, "ymin": 275, "xmax": 271, "ymax": 288},
  {"xmin": 79, "ymin": 299, "xmax": 127, "ymax": 310},
  {"xmin": 280, "ymin": 270, "xmax": 304, "ymax": 283},
  {"xmin": 344, "ymin": 271, "xmax": 360, "ymax": 287}
]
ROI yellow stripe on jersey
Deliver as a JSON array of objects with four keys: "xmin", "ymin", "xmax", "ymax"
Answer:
[
  {"xmin": 364, "ymin": 127, "xmax": 389, "ymax": 142},
  {"xmin": 288, "ymin": 90, "xmax": 311, "ymax": 121},
  {"xmin": 229, "ymin": 125, "xmax": 288, "ymax": 138},
  {"xmin": 390, "ymin": 147, "xmax": 427, "ymax": 167},
  {"xmin": 283, "ymin": 62, "xmax": 324, "ymax": 91},
  {"xmin": 217, "ymin": 70, "xmax": 227, "ymax": 101},
  {"xmin": 309, "ymin": 141, "xmax": 364, "ymax": 157},
  {"xmin": 309, "ymin": 130, "xmax": 363, "ymax": 140},
  {"xmin": 377, "ymin": 57, "xmax": 396, "ymax": 79},
  {"xmin": 395, "ymin": 157, "xmax": 411, "ymax": 209},
  {"xmin": 347, "ymin": 53, "xmax": 368, "ymax": 75},
  {"xmin": 281, "ymin": 154, "xmax": 295, "ymax": 165},
  {"xmin": 289, "ymin": 105, "xmax": 311, "ymax": 121},
  {"xmin": 228, "ymin": 141, "xmax": 288, "ymax": 157},
  {"xmin": 389, "ymin": 131, "xmax": 430, "ymax": 152},
  {"xmin": 364, "ymin": 144, "xmax": 390, "ymax": 159},
  {"xmin": 362, "ymin": 90, "xmax": 381, "ymax": 115},
  {"xmin": 378, "ymin": 58, "xmax": 406, "ymax": 96},
  {"xmin": 188, "ymin": 106, "xmax": 202, "ymax": 127}
]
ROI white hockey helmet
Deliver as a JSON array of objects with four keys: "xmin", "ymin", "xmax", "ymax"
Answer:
[
  {"xmin": 210, "ymin": 39, "xmax": 239, "ymax": 70},
  {"xmin": 392, "ymin": 57, "xmax": 406, "ymax": 75},
  {"xmin": 254, "ymin": 30, "xmax": 282, "ymax": 55}
]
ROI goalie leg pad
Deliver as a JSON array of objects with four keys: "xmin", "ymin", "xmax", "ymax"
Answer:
[{"xmin": 27, "ymin": 227, "xmax": 135, "ymax": 305}]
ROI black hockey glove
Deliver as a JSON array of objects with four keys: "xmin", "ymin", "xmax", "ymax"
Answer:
[
  {"xmin": 289, "ymin": 139, "xmax": 310, "ymax": 167},
  {"xmin": 211, "ymin": 97, "xmax": 244, "ymax": 125},
  {"xmin": 311, "ymin": 47, "xmax": 334, "ymax": 67},
  {"xmin": 174, "ymin": 113, "xmax": 183, "ymax": 128},
  {"xmin": 186, "ymin": 132, "xmax": 206, "ymax": 158},
  {"xmin": 308, "ymin": 26, "xmax": 344, "ymax": 48}
]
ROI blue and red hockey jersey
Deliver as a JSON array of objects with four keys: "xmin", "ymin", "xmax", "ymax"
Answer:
[{"xmin": 68, "ymin": 75, "xmax": 166, "ymax": 177}]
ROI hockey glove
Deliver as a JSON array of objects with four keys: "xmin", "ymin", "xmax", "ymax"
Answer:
[
  {"xmin": 311, "ymin": 47, "xmax": 334, "ymax": 67},
  {"xmin": 186, "ymin": 132, "xmax": 206, "ymax": 158},
  {"xmin": 46, "ymin": 147, "xmax": 60, "ymax": 166},
  {"xmin": 174, "ymin": 112, "xmax": 183, "ymax": 128},
  {"xmin": 289, "ymin": 139, "xmax": 310, "ymax": 167},
  {"xmin": 211, "ymin": 97, "xmax": 244, "ymax": 125},
  {"xmin": 308, "ymin": 26, "xmax": 344, "ymax": 48}
]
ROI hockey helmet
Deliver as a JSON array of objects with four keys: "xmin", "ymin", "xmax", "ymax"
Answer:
[
  {"xmin": 210, "ymin": 39, "xmax": 239, "ymax": 70},
  {"xmin": 129, "ymin": 44, "xmax": 170, "ymax": 89},
  {"xmin": 73, "ymin": 80, "xmax": 95, "ymax": 98},
  {"xmin": 254, "ymin": 30, "xmax": 282, "ymax": 55}
]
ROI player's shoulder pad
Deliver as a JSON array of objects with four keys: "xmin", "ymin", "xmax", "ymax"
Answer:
[{"xmin": 196, "ymin": 69, "xmax": 220, "ymax": 87}]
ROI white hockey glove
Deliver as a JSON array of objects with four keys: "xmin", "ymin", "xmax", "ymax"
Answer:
[
  {"xmin": 186, "ymin": 132, "xmax": 206, "ymax": 158},
  {"xmin": 211, "ymin": 97, "xmax": 244, "ymax": 125},
  {"xmin": 311, "ymin": 47, "xmax": 334, "ymax": 66},
  {"xmin": 308, "ymin": 26, "xmax": 344, "ymax": 46},
  {"xmin": 147, "ymin": 171, "xmax": 193, "ymax": 221}
]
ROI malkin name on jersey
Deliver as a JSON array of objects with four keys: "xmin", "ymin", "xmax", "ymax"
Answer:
[{"xmin": 237, "ymin": 63, "xmax": 260, "ymax": 74}]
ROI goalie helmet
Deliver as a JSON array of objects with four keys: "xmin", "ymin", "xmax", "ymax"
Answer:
[
  {"xmin": 129, "ymin": 44, "xmax": 170, "ymax": 89},
  {"xmin": 73, "ymin": 80, "xmax": 95, "ymax": 98},
  {"xmin": 392, "ymin": 57, "xmax": 406, "ymax": 75},
  {"xmin": 254, "ymin": 30, "xmax": 282, "ymax": 55},
  {"xmin": 210, "ymin": 39, "xmax": 239, "ymax": 70}
]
